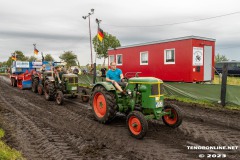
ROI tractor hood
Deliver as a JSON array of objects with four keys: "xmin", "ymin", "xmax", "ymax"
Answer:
[
  {"xmin": 62, "ymin": 74, "xmax": 78, "ymax": 78},
  {"xmin": 128, "ymin": 77, "xmax": 162, "ymax": 84}
]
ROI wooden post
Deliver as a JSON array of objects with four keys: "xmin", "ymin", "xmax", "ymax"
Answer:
[{"xmin": 220, "ymin": 63, "xmax": 228, "ymax": 106}]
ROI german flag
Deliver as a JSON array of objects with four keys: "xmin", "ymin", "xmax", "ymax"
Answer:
[
  {"xmin": 34, "ymin": 48, "xmax": 39, "ymax": 55},
  {"xmin": 97, "ymin": 28, "xmax": 104, "ymax": 42}
]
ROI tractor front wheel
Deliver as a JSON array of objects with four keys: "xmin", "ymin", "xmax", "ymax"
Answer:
[
  {"xmin": 162, "ymin": 104, "xmax": 182, "ymax": 128},
  {"xmin": 38, "ymin": 84, "xmax": 44, "ymax": 95},
  {"xmin": 127, "ymin": 111, "xmax": 148, "ymax": 139},
  {"xmin": 91, "ymin": 86, "xmax": 117, "ymax": 123},
  {"xmin": 56, "ymin": 91, "xmax": 64, "ymax": 105},
  {"xmin": 32, "ymin": 78, "xmax": 38, "ymax": 93}
]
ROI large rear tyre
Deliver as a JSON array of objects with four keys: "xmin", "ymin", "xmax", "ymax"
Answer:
[
  {"xmin": 11, "ymin": 78, "xmax": 17, "ymax": 87},
  {"xmin": 32, "ymin": 78, "xmax": 38, "ymax": 93},
  {"xmin": 44, "ymin": 80, "xmax": 56, "ymax": 101},
  {"xmin": 56, "ymin": 91, "xmax": 64, "ymax": 105},
  {"xmin": 13, "ymin": 79, "xmax": 17, "ymax": 87},
  {"xmin": 10, "ymin": 78, "xmax": 14, "ymax": 86},
  {"xmin": 162, "ymin": 104, "xmax": 183, "ymax": 128},
  {"xmin": 127, "ymin": 111, "xmax": 148, "ymax": 139},
  {"xmin": 38, "ymin": 84, "xmax": 44, "ymax": 95},
  {"xmin": 90, "ymin": 86, "xmax": 117, "ymax": 123}
]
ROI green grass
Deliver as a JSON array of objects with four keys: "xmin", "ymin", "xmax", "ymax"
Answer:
[
  {"xmin": 0, "ymin": 128, "xmax": 25, "ymax": 160},
  {"xmin": 213, "ymin": 75, "xmax": 240, "ymax": 86},
  {"xmin": 166, "ymin": 95, "xmax": 240, "ymax": 111},
  {"xmin": 0, "ymin": 73, "xmax": 8, "ymax": 76}
]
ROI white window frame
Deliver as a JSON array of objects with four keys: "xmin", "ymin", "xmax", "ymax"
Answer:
[
  {"xmin": 116, "ymin": 54, "xmax": 123, "ymax": 66},
  {"xmin": 109, "ymin": 55, "xmax": 115, "ymax": 65},
  {"xmin": 164, "ymin": 49, "xmax": 175, "ymax": 64},
  {"xmin": 140, "ymin": 51, "xmax": 148, "ymax": 65}
]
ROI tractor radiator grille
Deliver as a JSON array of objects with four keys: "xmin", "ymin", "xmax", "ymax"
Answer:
[
  {"xmin": 69, "ymin": 77, "xmax": 78, "ymax": 83},
  {"xmin": 151, "ymin": 84, "xmax": 159, "ymax": 95}
]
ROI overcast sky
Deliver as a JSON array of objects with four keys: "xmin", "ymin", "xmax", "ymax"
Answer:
[{"xmin": 0, "ymin": 0, "xmax": 240, "ymax": 65}]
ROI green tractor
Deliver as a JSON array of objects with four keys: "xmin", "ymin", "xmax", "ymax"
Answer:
[
  {"xmin": 90, "ymin": 76, "xmax": 182, "ymax": 139},
  {"xmin": 44, "ymin": 72, "xmax": 79, "ymax": 105},
  {"xmin": 37, "ymin": 70, "xmax": 55, "ymax": 95}
]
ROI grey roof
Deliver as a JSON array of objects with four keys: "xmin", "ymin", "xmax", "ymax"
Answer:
[{"xmin": 109, "ymin": 36, "xmax": 216, "ymax": 50}]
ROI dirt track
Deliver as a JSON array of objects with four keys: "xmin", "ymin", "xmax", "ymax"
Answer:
[{"xmin": 0, "ymin": 76, "xmax": 239, "ymax": 160}]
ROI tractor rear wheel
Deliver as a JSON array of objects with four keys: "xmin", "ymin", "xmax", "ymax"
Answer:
[
  {"xmin": 91, "ymin": 86, "xmax": 117, "ymax": 123},
  {"xmin": 162, "ymin": 104, "xmax": 182, "ymax": 128},
  {"xmin": 10, "ymin": 78, "xmax": 14, "ymax": 86},
  {"xmin": 32, "ymin": 78, "xmax": 38, "ymax": 93},
  {"xmin": 11, "ymin": 78, "xmax": 17, "ymax": 87},
  {"xmin": 56, "ymin": 91, "xmax": 64, "ymax": 105},
  {"xmin": 38, "ymin": 84, "xmax": 44, "ymax": 95},
  {"xmin": 127, "ymin": 111, "xmax": 148, "ymax": 139},
  {"xmin": 13, "ymin": 79, "xmax": 17, "ymax": 87},
  {"xmin": 44, "ymin": 80, "xmax": 56, "ymax": 101}
]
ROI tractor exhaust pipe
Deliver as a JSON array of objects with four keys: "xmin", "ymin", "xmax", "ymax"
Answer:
[{"xmin": 93, "ymin": 63, "xmax": 96, "ymax": 84}]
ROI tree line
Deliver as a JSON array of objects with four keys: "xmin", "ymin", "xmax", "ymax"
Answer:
[{"xmin": 0, "ymin": 32, "xmax": 121, "ymax": 68}]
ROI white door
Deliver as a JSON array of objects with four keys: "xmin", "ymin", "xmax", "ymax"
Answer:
[{"xmin": 204, "ymin": 46, "xmax": 212, "ymax": 81}]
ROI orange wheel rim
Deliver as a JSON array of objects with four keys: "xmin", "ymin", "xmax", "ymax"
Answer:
[
  {"xmin": 93, "ymin": 92, "xmax": 107, "ymax": 118},
  {"xmin": 128, "ymin": 116, "xmax": 142, "ymax": 135},
  {"xmin": 164, "ymin": 109, "xmax": 178, "ymax": 125}
]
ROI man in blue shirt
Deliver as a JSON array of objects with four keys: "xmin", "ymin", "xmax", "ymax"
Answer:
[{"xmin": 106, "ymin": 62, "xmax": 126, "ymax": 93}]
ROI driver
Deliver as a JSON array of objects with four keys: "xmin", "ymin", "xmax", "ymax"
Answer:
[
  {"xmin": 54, "ymin": 66, "xmax": 63, "ymax": 83},
  {"xmin": 40, "ymin": 64, "xmax": 46, "ymax": 73},
  {"xmin": 106, "ymin": 62, "xmax": 127, "ymax": 94}
]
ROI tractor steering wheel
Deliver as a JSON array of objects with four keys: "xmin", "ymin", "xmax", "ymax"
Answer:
[{"xmin": 121, "ymin": 77, "xmax": 128, "ymax": 82}]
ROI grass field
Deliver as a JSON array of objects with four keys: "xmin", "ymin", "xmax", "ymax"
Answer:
[
  {"xmin": 213, "ymin": 75, "xmax": 240, "ymax": 86},
  {"xmin": 165, "ymin": 81, "xmax": 240, "ymax": 110},
  {"xmin": 0, "ymin": 128, "xmax": 25, "ymax": 160},
  {"xmin": 0, "ymin": 73, "xmax": 8, "ymax": 75}
]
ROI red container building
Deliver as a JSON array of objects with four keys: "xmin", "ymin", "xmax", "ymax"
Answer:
[{"xmin": 108, "ymin": 36, "xmax": 215, "ymax": 82}]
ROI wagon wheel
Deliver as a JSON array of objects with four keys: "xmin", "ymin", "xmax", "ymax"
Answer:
[
  {"xmin": 162, "ymin": 104, "xmax": 183, "ymax": 128},
  {"xmin": 90, "ymin": 86, "xmax": 117, "ymax": 123},
  {"xmin": 32, "ymin": 78, "xmax": 38, "ymax": 93},
  {"xmin": 127, "ymin": 111, "xmax": 148, "ymax": 139},
  {"xmin": 38, "ymin": 84, "xmax": 44, "ymax": 95},
  {"xmin": 56, "ymin": 91, "xmax": 64, "ymax": 105},
  {"xmin": 81, "ymin": 89, "xmax": 89, "ymax": 102}
]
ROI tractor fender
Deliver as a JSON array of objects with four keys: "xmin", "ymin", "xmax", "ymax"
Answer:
[
  {"xmin": 31, "ymin": 74, "xmax": 39, "ymax": 80},
  {"xmin": 92, "ymin": 82, "xmax": 116, "ymax": 92}
]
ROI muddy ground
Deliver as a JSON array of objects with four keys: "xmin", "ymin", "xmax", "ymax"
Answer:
[{"xmin": 0, "ymin": 75, "xmax": 239, "ymax": 160}]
